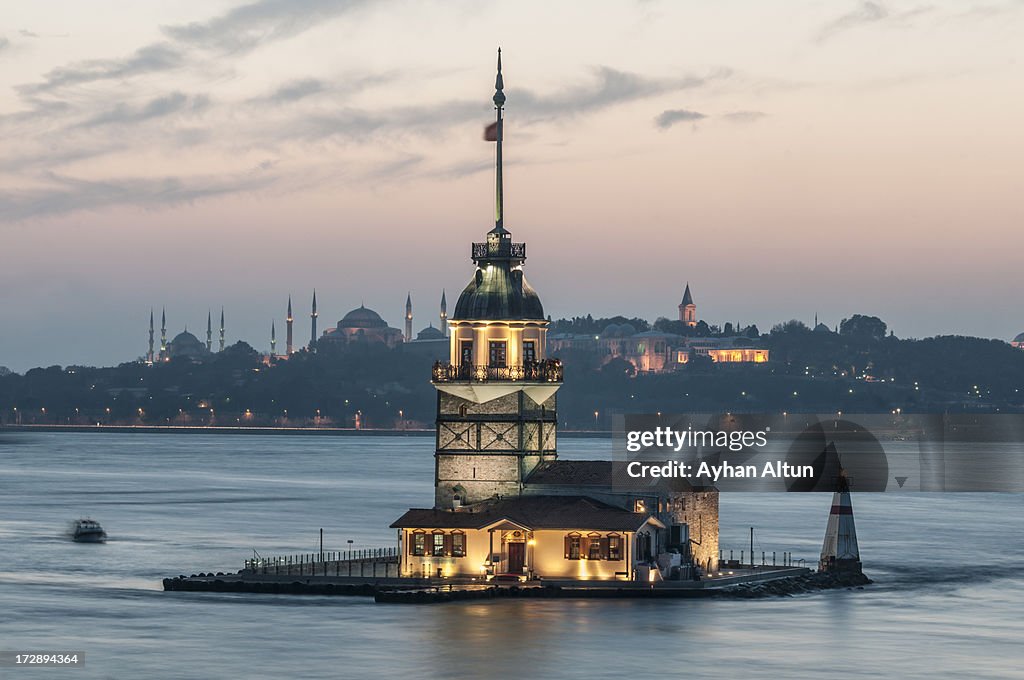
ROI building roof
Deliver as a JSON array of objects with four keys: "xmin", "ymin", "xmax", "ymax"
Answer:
[
  {"xmin": 680, "ymin": 283, "xmax": 694, "ymax": 306},
  {"xmin": 338, "ymin": 305, "xmax": 387, "ymax": 329},
  {"xmin": 453, "ymin": 263, "xmax": 545, "ymax": 321},
  {"xmin": 1014, "ymin": 332, "xmax": 1024, "ymax": 343},
  {"xmin": 166, "ymin": 330, "xmax": 210, "ymax": 358},
  {"xmin": 390, "ymin": 495, "xmax": 657, "ymax": 532},
  {"xmin": 415, "ymin": 324, "xmax": 445, "ymax": 341},
  {"xmin": 526, "ymin": 460, "xmax": 614, "ymax": 486}
]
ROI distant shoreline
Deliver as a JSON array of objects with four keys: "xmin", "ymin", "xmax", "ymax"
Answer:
[{"xmin": 0, "ymin": 424, "xmax": 612, "ymax": 438}]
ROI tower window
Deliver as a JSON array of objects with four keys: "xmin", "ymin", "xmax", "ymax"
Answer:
[
  {"xmin": 460, "ymin": 341, "xmax": 473, "ymax": 367},
  {"xmin": 523, "ymin": 340, "xmax": 536, "ymax": 364},
  {"xmin": 489, "ymin": 341, "xmax": 507, "ymax": 368}
]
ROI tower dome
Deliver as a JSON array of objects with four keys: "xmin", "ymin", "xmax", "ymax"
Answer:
[{"xmin": 452, "ymin": 245, "xmax": 545, "ymax": 321}]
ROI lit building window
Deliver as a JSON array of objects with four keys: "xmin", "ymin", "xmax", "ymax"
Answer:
[
  {"xmin": 452, "ymin": 532, "xmax": 466, "ymax": 558},
  {"xmin": 565, "ymin": 533, "xmax": 581, "ymax": 560},
  {"xmin": 488, "ymin": 341, "xmax": 507, "ymax": 368},
  {"xmin": 608, "ymin": 534, "xmax": 622, "ymax": 561},
  {"xmin": 411, "ymin": 532, "xmax": 426, "ymax": 556},
  {"xmin": 523, "ymin": 340, "xmax": 536, "ymax": 363},
  {"xmin": 432, "ymin": 532, "xmax": 446, "ymax": 557},
  {"xmin": 587, "ymin": 533, "xmax": 603, "ymax": 560}
]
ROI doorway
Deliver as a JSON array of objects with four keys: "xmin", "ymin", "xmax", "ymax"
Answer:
[{"xmin": 507, "ymin": 542, "xmax": 525, "ymax": 574}]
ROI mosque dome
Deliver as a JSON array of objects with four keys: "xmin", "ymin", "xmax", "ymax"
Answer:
[
  {"xmin": 601, "ymin": 324, "xmax": 622, "ymax": 338},
  {"xmin": 1013, "ymin": 332, "xmax": 1024, "ymax": 346},
  {"xmin": 814, "ymin": 323, "xmax": 831, "ymax": 333},
  {"xmin": 416, "ymin": 325, "xmax": 445, "ymax": 341},
  {"xmin": 338, "ymin": 305, "xmax": 387, "ymax": 329},
  {"xmin": 618, "ymin": 323, "xmax": 637, "ymax": 337},
  {"xmin": 167, "ymin": 330, "xmax": 210, "ymax": 359}
]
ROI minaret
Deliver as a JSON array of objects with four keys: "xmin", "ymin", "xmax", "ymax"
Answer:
[
  {"xmin": 431, "ymin": 50, "xmax": 561, "ymax": 509},
  {"xmin": 819, "ymin": 457, "xmax": 863, "ymax": 574},
  {"xmin": 160, "ymin": 308, "xmax": 167, "ymax": 356},
  {"xmin": 679, "ymin": 282, "xmax": 696, "ymax": 327},
  {"xmin": 206, "ymin": 311, "xmax": 213, "ymax": 352},
  {"xmin": 271, "ymin": 320, "xmax": 277, "ymax": 356},
  {"xmin": 286, "ymin": 295, "xmax": 294, "ymax": 355},
  {"xmin": 440, "ymin": 290, "xmax": 448, "ymax": 338},
  {"xmin": 219, "ymin": 308, "xmax": 225, "ymax": 352},
  {"xmin": 147, "ymin": 309, "xmax": 155, "ymax": 363},
  {"xmin": 405, "ymin": 293, "xmax": 413, "ymax": 343},
  {"xmin": 310, "ymin": 290, "xmax": 318, "ymax": 351}
]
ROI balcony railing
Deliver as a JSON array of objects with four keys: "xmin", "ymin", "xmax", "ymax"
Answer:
[
  {"xmin": 432, "ymin": 359, "xmax": 563, "ymax": 383},
  {"xmin": 471, "ymin": 241, "xmax": 526, "ymax": 260}
]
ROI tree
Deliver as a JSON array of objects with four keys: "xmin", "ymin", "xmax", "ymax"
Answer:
[{"xmin": 840, "ymin": 315, "xmax": 888, "ymax": 341}]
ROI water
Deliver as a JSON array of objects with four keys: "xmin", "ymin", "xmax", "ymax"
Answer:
[{"xmin": 1, "ymin": 432, "xmax": 1021, "ymax": 679}]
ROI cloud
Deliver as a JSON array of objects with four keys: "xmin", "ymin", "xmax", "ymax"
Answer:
[
  {"xmin": 0, "ymin": 36, "xmax": 9, "ymax": 51},
  {"xmin": 263, "ymin": 78, "xmax": 326, "ymax": 103},
  {"xmin": 19, "ymin": 29, "xmax": 40, "ymax": 38},
  {"xmin": 162, "ymin": 0, "xmax": 371, "ymax": 54},
  {"xmin": 0, "ymin": 169, "xmax": 278, "ymax": 221},
  {"xmin": 75, "ymin": 92, "xmax": 209, "ymax": 128},
  {"xmin": 21, "ymin": 43, "xmax": 185, "ymax": 94},
  {"xmin": 814, "ymin": 2, "xmax": 934, "ymax": 43},
  {"xmin": 655, "ymin": 109, "xmax": 707, "ymax": 129},
  {"xmin": 721, "ymin": 110, "xmax": 768, "ymax": 123},
  {"xmin": 514, "ymin": 67, "xmax": 726, "ymax": 122}
]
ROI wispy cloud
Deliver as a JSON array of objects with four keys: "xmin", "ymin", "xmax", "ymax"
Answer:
[
  {"xmin": 515, "ymin": 67, "xmax": 728, "ymax": 122},
  {"xmin": 0, "ymin": 169, "xmax": 278, "ymax": 221},
  {"xmin": 655, "ymin": 109, "xmax": 707, "ymax": 129},
  {"xmin": 815, "ymin": 2, "xmax": 934, "ymax": 43},
  {"xmin": 162, "ymin": 0, "xmax": 372, "ymax": 54},
  {"xmin": 721, "ymin": 110, "xmax": 768, "ymax": 123},
  {"xmin": 20, "ymin": 43, "xmax": 185, "ymax": 94},
  {"xmin": 0, "ymin": 36, "xmax": 9, "ymax": 52},
  {"xmin": 75, "ymin": 92, "xmax": 210, "ymax": 129}
]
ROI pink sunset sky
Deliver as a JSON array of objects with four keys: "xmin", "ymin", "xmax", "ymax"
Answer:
[{"xmin": 0, "ymin": 0, "xmax": 1022, "ymax": 370}]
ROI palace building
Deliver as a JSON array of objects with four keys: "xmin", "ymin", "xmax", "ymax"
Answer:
[{"xmin": 390, "ymin": 52, "xmax": 719, "ymax": 582}]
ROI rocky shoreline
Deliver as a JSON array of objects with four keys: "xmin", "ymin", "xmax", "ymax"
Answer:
[{"xmin": 719, "ymin": 571, "xmax": 872, "ymax": 598}]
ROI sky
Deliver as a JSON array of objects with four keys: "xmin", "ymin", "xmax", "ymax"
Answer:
[{"xmin": 0, "ymin": 0, "xmax": 1022, "ymax": 371}]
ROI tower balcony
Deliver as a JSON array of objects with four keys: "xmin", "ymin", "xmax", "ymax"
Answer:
[
  {"xmin": 471, "ymin": 241, "xmax": 526, "ymax": 262},
  {"xmin": 432, "ymin": 359, "xmax": 562, "ymax": 383}
]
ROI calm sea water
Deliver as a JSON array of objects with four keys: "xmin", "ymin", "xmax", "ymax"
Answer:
[{"xmin": 1, "ymin": 432, "xmax": 1022, "ymax": 679}]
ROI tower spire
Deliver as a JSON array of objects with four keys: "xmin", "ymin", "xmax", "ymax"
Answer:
[
  {"xmin": 206, "ymin": 310, "xmax": 213, "ymax": 352},
  {"xmin": 493, "ymin": 47, "xmax": 505, "ymax": 232},
  {"xmin": 405, "ymin": 292, "xmax": 413, "ymax": 343},
  {"xmin": 271, "ymin": 320, "xmax": 276, "ymax": 356},
  {"xmin": 286, "ymin": 295, "xmax": 294, "ymax": 355},
  {"xmin": 148, "ymin": 309, "xmax": 155, "ymax": 363},
  {"xmin": 440, "ymin": 289, "xmax": 448, "ymax": 338},
  {"xmin": 219, "ymin": 307, "xmax": 225, "ymax": 352},
  {"xmin": 310, "ymin": 289, "xmax": 318, "ymax": 352},
  {"xmin": 160, "ymin": 307, "xmax": 167, "ymax": 356}
]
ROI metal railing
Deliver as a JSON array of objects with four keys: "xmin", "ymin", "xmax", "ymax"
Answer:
[
  {"xmin": 471, "ymin": 241, "xmax": 526, "ymax": 260},
  {"xmin": 718, "ymin": 548, "xmax": 802, "ymax": 569},
  {"xmin": 244, "ymin": 547, "xmax": 399, "ymax": 578},
  {"xmin": 432, "ymin": 359, "xmax": 563, "ymax": 383}
]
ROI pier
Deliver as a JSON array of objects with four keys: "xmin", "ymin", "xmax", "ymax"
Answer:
[{"xmin": 160, "ymin": 560, "xmax": 873, "ymax": 603}]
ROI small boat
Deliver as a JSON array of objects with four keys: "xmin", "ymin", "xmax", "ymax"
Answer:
[{"xmin": 71, "ymin": 519, "xmax": 107, "ymax": 543}]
